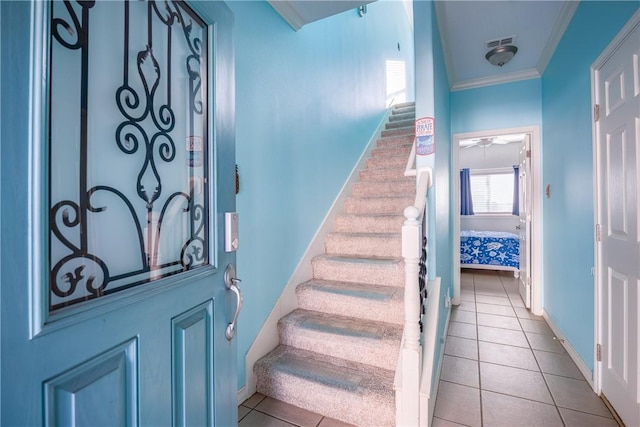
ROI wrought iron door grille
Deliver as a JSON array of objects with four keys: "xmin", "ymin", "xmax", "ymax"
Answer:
[{"xmin": 48, "ymin": 0, "xmax": 210, "ymax": 311}]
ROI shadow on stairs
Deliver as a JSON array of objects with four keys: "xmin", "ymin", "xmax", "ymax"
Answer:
[{"xmin": 254, "ymin": 102, "xmax": 416, "ymax": 427}]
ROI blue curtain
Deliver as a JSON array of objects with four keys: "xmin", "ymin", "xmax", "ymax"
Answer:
[
  {"xmin": 512, "ymin": 165, "xmax": 520, "ymax": 216},
  {"xmin": 460, "ymin": 168, "xmax": 474, "ymax": 215}
]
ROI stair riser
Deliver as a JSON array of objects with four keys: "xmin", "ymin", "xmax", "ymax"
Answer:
[
  {"xmin": 389, "ymin": 112, "xmax": 415, "ymax": 122},
  {"xmin": 359, "ymin": 168, "xmax": 413, "ymax": 182},
  {"xmin": 366, "ymin": 155, "xmax": 407, "ymax": 170},
  {"xmin": 344, "ymin": 197, "xmax": 413, "ymax": 214},
  {"xmin": 385, "ymin": 119, "xmax": 414, "ymax": 130},
  {"xmin": 312, "ymin": 258, "xmax": 404, "ymax": 287},
  {"xmin": 392, "ymin": 105, "xmax": 415, "ymax": 115},
  {"xmin": 296, "ymin": 283, "xmax": 404, "ymax": 325},
  {"xmin": 381, "ymin": 127, "xmax": 413, "ymax": 138},
  {"xmin": 335, "ymin": 215, "xmax": 404, "ymax": 234},
  {"xmin": 255, "ymin": 369, "xmax": 394, "ymax": 427},
  {"xmin": 372, "ymin": 144, "xmax": 413, "ymax": 158},
  {"xmin": 325, "ymin": 234, "xmax": 401, "ymax": 258},
  {"xmin": 376, "ymin": 134, "xmax": 414, "ymax": 147},
  {"xmin": 351, "ymin": 181, "xmax": 414, "ymax": 197},
  {"xmin": 278, "ymin": 320, "xmax": 399, "ymax": 371}
]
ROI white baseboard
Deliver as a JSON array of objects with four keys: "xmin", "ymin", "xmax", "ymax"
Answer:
[
  {"xmin": 242, "ymin": 107, "xmax": 395, "ymax": 396},
  {"xmin": 237, "ymin": 386, "xmax": 249, "ymax": 406},
  {"xmin": 542, "ymin": 310, "xmax": 594, "ymax": 387},
  {"xmin": 427, "ymin": 281, "xmax": 451, "ymax": 423}
]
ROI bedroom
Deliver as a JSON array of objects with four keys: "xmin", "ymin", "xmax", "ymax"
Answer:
[{"xmin": 453, "ymin": 127, "xmax": 540, "ymax": 310}]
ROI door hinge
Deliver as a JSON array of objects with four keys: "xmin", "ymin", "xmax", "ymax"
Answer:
[
  {"xmin": 594, "ymin": 104, "xmax": 600, "ymax": 122},
  {"xmin": 526, "ymin": 149, "xmax": 531, "ymax": 159},
  {"xmin": 596, "ymin": 223, "xmax": 602, "ymax": 242},
  {"xmin": 597, "ymin": 344, "xmax": 602, "ymax": 362}
]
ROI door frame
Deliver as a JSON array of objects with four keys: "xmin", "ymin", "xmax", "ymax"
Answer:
[
  {"xmin": 452, "ymin": 126, "xmax": 542, "ymax": 315},
  {"xmin": 592, "ymin": 8, "xmax": 640, "ymax": 397}
]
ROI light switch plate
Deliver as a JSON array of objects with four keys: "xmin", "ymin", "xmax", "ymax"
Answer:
[{"xmin": 225, "ymin": 212, "xmax": 239, "ymax": 252}]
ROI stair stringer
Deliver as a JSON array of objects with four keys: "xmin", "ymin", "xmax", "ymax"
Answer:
[{"xmin": 241, "ymin": 106, "xmax": 397, "ymax": 403}]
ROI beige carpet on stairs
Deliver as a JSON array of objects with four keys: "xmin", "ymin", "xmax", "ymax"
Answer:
[{"xmin": 254, "ymin": 102, "xmax": 416, "ymax": 427}]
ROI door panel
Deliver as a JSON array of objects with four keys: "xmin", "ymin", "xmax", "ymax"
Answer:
[
  {"xmin": 596, "ymin": 16, "xmax": 639, "ymax": 427},
  {"xmin": 0, "ymin": 1, "xmax": 237, "ymax": 425}
]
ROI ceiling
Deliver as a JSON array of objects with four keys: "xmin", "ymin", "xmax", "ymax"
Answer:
[{"xmin": 269, "ymin": 0, "xmax": 579, "ymax": 91}]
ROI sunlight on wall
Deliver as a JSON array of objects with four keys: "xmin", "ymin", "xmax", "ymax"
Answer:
[{"xmin": 386, "ymin": 60, "xmax": 406, "ymax": 107}]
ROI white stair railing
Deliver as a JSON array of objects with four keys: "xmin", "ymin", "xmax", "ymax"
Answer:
[{"xmin": 394, "ymin": 140, "xmax": 433, "ymax": 426}]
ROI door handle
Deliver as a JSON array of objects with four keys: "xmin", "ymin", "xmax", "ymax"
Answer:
[
  {"xmin": 224, "ymin": 264, "xmax": 243, "ymax": 341},
  {"xmin": 515, "ymin": 225, "xmax": 521, "ymax": 230}
]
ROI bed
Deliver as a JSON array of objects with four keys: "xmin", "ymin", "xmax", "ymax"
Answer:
[{"xmin": 460, "ymin": 230, "xmax": 520, "ymax": 276}]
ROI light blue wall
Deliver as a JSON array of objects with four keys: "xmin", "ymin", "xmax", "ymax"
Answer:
[
  {"xmin": 541, "ymin": 1, "xmax": 638, "ymax": 374},
  {"xmin": 229, "ymin": 0, "xmax": 416, "ymax": 389},
  {"xmin": 431, "ymin": 2, "xmax": 452, "ymax": 393},
  {"xmin": 451, "ymin": 79, "xmax": 542, "ymax": 134}
]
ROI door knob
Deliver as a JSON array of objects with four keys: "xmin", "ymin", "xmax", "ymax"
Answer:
[{"xmin": 224, "ymin": 264, "xmax": 243, "ymax": 340}]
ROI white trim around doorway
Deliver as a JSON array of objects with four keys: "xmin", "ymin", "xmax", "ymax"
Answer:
[{"xmin": 452, "ymin": 126, "xmax": 542, "ymax": 315}]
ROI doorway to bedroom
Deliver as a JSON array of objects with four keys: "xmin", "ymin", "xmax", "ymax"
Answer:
[{"xmin": 452, "ymin": 126, "xmax": 542, "ymax": 316}]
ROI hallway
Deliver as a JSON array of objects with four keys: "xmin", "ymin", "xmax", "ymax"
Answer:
[{"xmin": 433, "ymin": 270, "xmax": 618, "ymax": 427}]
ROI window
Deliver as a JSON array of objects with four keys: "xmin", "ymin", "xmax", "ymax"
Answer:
[{"xmin": 470, "ymin": 169, "xmax": 514, "ymax": 214}]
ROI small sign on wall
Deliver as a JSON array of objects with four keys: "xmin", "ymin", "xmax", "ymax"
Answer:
[{"xmin": 415, "ymin": 117, "xmax": 435, "ymax": 156}]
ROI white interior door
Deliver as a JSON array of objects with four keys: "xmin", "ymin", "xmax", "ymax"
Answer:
[
  {"xmin": 595, "ymin": 14, "xmax": 639, "ymax": 427},
  {"xmin": 1, "ymin": 1, "xmax": 238, "ymax": 425},
  {"xmin": 518, "ymin": 136, "xmax": 532, "ymax": 308}
]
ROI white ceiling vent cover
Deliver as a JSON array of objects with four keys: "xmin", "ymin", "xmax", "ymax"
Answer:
[{"xmin": 485, "ymin": 35, "xmax": 517, "ymax": 49}]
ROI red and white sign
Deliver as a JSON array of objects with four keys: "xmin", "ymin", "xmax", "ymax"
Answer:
[{"xmin": 415, "ymin": 117, "xmax": 435, "ymax": 156}]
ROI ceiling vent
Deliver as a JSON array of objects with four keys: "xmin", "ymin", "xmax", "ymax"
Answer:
[{"xmin": 485, "ymin": 35, "xmax": 517, "ymax": 50}]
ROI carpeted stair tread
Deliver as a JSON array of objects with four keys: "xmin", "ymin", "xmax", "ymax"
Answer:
[
  {"xmin": 388, "ymin": 111, "xmax": 415, "ymax": 122},
  {"xmin": 371, "ymin": 144, "xmax": 413, "ymax": 158},
  {"xmin": 344, "ymin": 195, "xmax": 414, "ymax": 214},
  {"xmin": 359, "ymin": 168, "xmax": 414, "ymax": 182},
  {"xmin": 296, "ymin": 279, "xmax": 404, "ymax": 325},
  {"xmin": 381, "ymin": 126, "xmax": 414, "ymax": 138},
  {"xmin": 324, "ymin": 232, "xmax": 401, "ymax": 258},
  {"xmin": 352, "ymin": 179, "xmax": 414, "ymax": 197},
  {"xmin": 366, "ymin": 154, "xmax": 408, "ymax": 169},
  {"xmin": 376, "ymin": 134, "xmax": 415, "ymax": 148},
  {"xmin": 391, "ymin": 105, "xmax": 415, "ymax": 115},
  {"xmin": 278, "ymin": 309, "xmax": 402, "ymax": 370},
  {"xmin": 335, "ymin": 213, "xmax": 405, "ymax": 233},
  {"xmin": 312, "ymin": 254, "xmax": 404, "ymax": 287},
  {"xmin": 385, "ymin": 118, "xmax": 414, "ymax": 129},
  {"xmin": 255, "ymin": 345, "xmax": 395, "ymax": 426}
]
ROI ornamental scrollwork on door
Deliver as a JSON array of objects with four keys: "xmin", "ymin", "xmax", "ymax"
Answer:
[{"xmin": 49, "ymin": 0, "xmax": 210, "ymax": 311}]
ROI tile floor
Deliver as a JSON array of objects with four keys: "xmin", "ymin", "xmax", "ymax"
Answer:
[
  {"xmin": 238, "ymin": 393, "xmax": 354, "ymax": 427},
  {"xmin": 237, "ymin": 269, "xmax": 620, "ymax": 426},
  {"xmin": 433, "ymin": 270, "xmax": 619, "ymax": 427}
]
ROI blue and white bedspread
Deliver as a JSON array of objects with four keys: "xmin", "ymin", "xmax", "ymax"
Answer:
[{"xmin": 460, "ymin": 230, "xmax": 519, "ymax": 269}]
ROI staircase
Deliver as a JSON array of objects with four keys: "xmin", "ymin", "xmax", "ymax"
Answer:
[{"xmin": 254, "ymin": 103, "xmax": 416, "ymax": 426}]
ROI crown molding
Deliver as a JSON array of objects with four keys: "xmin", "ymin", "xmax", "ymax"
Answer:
[
  {"xmin": 451, "ymin": 68, "xmax": 540, "ymax": 92},
  {"xmin": 536, "ymin": 0, "xmax": 580, "ymax": 75},
  {"xmin": 268, "ymin": 0, "xmax": 305, "ymax": 31}
]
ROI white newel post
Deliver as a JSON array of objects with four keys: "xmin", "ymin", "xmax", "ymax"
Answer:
[{"xmin": 399, "ymin": 205, "xmax": 423, "ymax": 426}]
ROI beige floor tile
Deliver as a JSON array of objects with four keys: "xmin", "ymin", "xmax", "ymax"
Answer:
[
  {"xmin": 534, "ymin": 350, "xmax": 584, "ymax": 380},
  {"xmin": 525, "ymin": 332, "xmax": 567, "ymax": 354},
  {"xmin": 238, "ymin": 405, "xmax": 251, "ymax": 422},
  {"xmin": 456, "ymin": 300, "xmax": 476, "ymax": 312},
  {"xmin": 508, "ymin": 294, "xmax": 526, "ymax": 308},
  {"xmin": 514, "ymin": 306, "xmax": 541, "ymax": 320},
  {"xmin": 451, "ymin": 308, "xmax": 477, "ymax": 324},
  {"xmin": 431, "ymin": 417, "xmax": 468, "ymax": 426},
  {"xmin": 317, "ymin": 416, "xmax": 355, "ymax": 427},
  {"xmin": 434, "ymin": 381, "xmax": 481, "ymax": 427},
  {"xmin": 239, "ymin": 410, "xmax": 296, "ymax": 427},
  {"xmin": 445, "ymin": 336, "xmax": 478, "ymax": 360},
  {"xmin": 544, "ymin": 374, "xmax": 613, "ymax": 418},
  {"xmin": 481, "ymin": 390, "xmax": 563, "ymax": 427},
  {"xmin": 448, "ymin": 321, "xmax": 477, "ymax": 340},
  {"xmin": 460, "ymin": 291, "xmax": 476, "ymax": 302},
  {"xmin": 242, "ymin": 393, "xmax": 267, "ymax": 408},
  {"xmin": 476, "ymin": 303, "xmax": 516, "ymax": 317},
  {"xmin": 256, "ymin": 397, "xmax": 323, "ymax": 427},
  {"xmin": 558, "ymin": 407, "xmax": 619, "ymax": 427},
  {"xmin": 474, "ymin": 285, "xmax": 508, "ymax": 297},
  {"xmin": 478, "ymin": 325, "xmax": 529, "ymax": 348},
  {"xmin": 519, "ymin": 318, "xmax": 554, "ymax": 335},
  {"xmin": 440, "ymin": 355, "xmax": 480, "ymax": 388},
  {"xmin": 480, "ymin": 362, "xmax": 554, "ymax": 404},
  {"xmin": 475, "ymin": 294, "xmax": 511, "ymax": 306},
  {"xmin": 476, "ymin": 313, "xmax": 522, "ymax": 331},
  {"xmin": 479, "ymin": 341, "xmax": 539, "ymax": 371}
]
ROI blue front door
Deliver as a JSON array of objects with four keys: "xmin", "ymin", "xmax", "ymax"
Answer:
[{"xmin": 1, "ymin": 1, "xmax": 237, "ymax": 425}]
